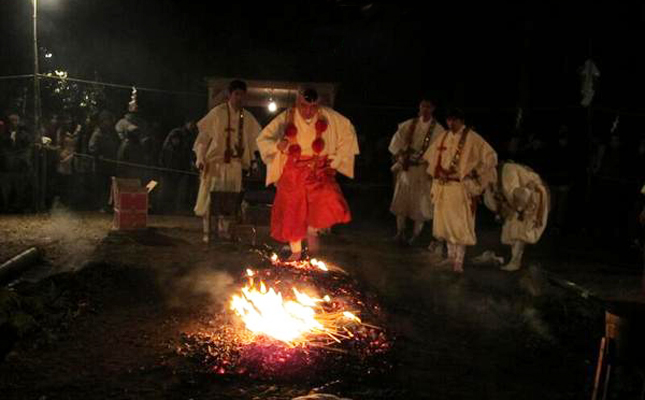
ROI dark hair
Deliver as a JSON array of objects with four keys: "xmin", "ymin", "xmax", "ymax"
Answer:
[
  {"xmin": 184, "ymin": 112, "xmax": 200, "ymax": 124},
  {"xmin": 300, "ymin": 87, "xmax": 319, "ymax": 103},
  {"xmin": 228, "ymin": 79, "xmax": 247, "ymax": 93},
  {"xmin": 419, "ymin": 94, "xmax": 437, "ymax": 106},
  {"xmin": 446, "ymin": 107, "xmax": 465, "ymax": 121},
  {"xmin": 99, "ymin": 110, "xmax": 115, "ymax": 123}
]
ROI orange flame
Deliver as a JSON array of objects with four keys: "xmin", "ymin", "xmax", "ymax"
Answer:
[{"xmin": 230, "ymin": 280, "xmax": 361, "ymax": 345}]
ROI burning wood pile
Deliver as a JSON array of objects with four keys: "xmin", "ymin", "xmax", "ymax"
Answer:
[{"xmin": 178, "ymin": 252, "xmax": 391, "ymax": 380}]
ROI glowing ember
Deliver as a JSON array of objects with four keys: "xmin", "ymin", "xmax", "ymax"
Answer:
[
  {"xmin": 267, "ymin": 253, "xmax": 346, "ymax": 274},
  {"xmin": 343, "ymin": 311, "xmax": 361, "ymax": 323},
  {"xmin": 230, "ymin": 279, "xmax": 362, "ymax": 345},
  {"xmin": 181, "ymin": 251, "xmax": 391, "ymax": 379},
  {"xmin": 310, "ymin": 258, "xmax": 329, "ymax": 271}
]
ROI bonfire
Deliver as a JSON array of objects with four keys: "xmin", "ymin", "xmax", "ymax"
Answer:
[
  {"xmin": 230, "ymin": 266, "xmax": 363, "ymax": 346},
  {"xmin": 178, "ymin": 252, "xmax": 391, "ymax": 380}
]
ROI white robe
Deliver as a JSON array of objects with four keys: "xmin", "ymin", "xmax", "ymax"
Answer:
[
  {"xmin": 483, "ymin": 163, "xmax": 549, "ymax": 244},
  {"xmin": 389, "ymin": 118, "xmax": 444, "ymax": 221},
  {"xmin": 193, "ymin": 103, "xmax": 261, "ymax": 216},
  {"xmin": 256, "ymin": 106, "xmax": 359, "ymax": 186},
  {"xmin": 424, "ymin": 127, "xmax": 498, "ymax": 245}
]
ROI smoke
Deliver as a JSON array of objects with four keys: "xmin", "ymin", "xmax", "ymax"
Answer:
[
  {"xmin": 40, "ymin": 202, "xmax": 238, "ymax": 312},
  {"xmin": 39, "ymin": 200, "xmax": 107, "ymax": 271},
  {"xmin": 420, "ymin": 268, "xmax": 555, "ymax": 342},
  {"xmin": 350, "ymin": 250, "xmax": 555, "ymax": 343},
  {"xmin": 159, "ymin": 265, "xmax": 236, "ymax": 311}
]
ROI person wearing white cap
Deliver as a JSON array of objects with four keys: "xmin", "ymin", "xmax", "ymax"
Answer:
[{"xmin": 483, "ymin": 162, "xmax": 549, "ymax": 271}]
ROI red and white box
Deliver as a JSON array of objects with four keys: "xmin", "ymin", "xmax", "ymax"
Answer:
[{"xmin": 111, "ymin": 178, "xmax": 149, "ymax": 230}]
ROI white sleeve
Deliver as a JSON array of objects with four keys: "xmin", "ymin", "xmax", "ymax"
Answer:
[
  {"xmin": 476, "ymin": 137, "xmax": 498, "ymax": 190},
  {"xmin": 329, "ymin": 117, "xmax": 360, "ymax": 178},
  {"xmin": 388, "ymin": 121, "xmax": 409, "ymax": 155},
  {"xmin": 194, "ymin": 108, "xmax": 221, "ymax": 164},
  {"xmin": 256, "ymin": 112, "xmax": 287, "ymax": 165},
  {"xmin": 192, "ymin": 128, "xmax": 211, "ymax": 165}
]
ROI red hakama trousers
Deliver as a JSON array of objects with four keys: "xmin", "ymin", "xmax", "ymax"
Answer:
[{"xmin": 271, "ymin": 156, "xmax": 351, "ymax": 243}]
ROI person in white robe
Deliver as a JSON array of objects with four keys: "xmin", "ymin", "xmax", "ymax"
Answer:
[
  {"xmin": 482, "ymin": 162, "xmax": 549, "ymax": 271},
  {"xmin": 193, "ymin": 80, "xmax": 261, "ymax": 242},
  {"xmin": 424, "ymin": 108, "xmax": 497, "ymax": 273},
  {"xmin": 389, "ymin": 97, "xmax": 445, "ymax": 245},
  {"xmin": 257, "ymin": 88, "xmax": 359, "ymax": 260}
]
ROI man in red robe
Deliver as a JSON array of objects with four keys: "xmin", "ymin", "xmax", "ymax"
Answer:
[{"xmin": 257, "ymin": 88, "xmax": 359, "ymax": 260}]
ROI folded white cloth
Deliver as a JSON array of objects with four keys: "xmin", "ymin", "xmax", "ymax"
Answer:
[{"xmin": 471, "ymin": 250, "xmax": 505, "ymax": 266}]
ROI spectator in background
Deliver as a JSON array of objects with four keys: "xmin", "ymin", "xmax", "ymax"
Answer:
[
  {"xmin": 142, "ymin": 121, "xmax": 162, "ymax": 167},
  {"xmin": 5, "ymin": 112, "xmax": 33, "ymax": 152},
  {"xmin": 141, "ymin": 121, "xmax": 162, "ymax": 213},
  {"xmin": 76, "ymin": 112, "xmax": 98, "ymax": 158},
  {"xmin": 117, "ymin": 126, "xmax": 146, "ymax": 180},
  {"xmin": 40, "ymin": 113, "xmax": 60, "ymax": 146},
  {"xmin": 166, "ymin": 117, "xmax": 198, "ymax": 212},
  {"xmin": 159, "ymin": 125, "xmax": 192, "ymax": 213},
  {"xmin": 55, "ymin": 114, "xmax": 79, "ymax": 206},
  {"xmin": 591, "ymin": 131, "xmax": 629, "ymax": 242},
  {"xmin": 1, "ymin": 112, "xmax": 33, "ymax": 212},
  {"xmin": 115, "ymin": 101, "xmax": 147, "ymax": 142},
  {"xmin": 547, "ymin": 124, "xmax": 573, "ymax": 234},
  {"xmin": 183, "ymin": 116, "xmax": 200, "ymax": 212},
  {"xmin": 73, "ymin": 112, "xmax": 100, "ymax": 209},
  {"xmin": 89, "ymin": 110, "xmax": 119, "ymax": 212}
]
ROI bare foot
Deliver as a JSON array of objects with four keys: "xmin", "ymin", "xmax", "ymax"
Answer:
[{"xmin": 452, "ymin": 262, "xmax": 464, "ymax": 274}]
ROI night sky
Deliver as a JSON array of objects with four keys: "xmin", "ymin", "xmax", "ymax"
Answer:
[{"xmin": 2, "ymin": 1, "xmax": 645, "ymax": 129}]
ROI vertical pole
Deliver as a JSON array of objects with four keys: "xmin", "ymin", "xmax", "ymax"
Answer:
[
  {"xmin": 33, "ymin": 0, "xmax": 40, "ymax": 132},
  {"xmin": 33, "ymin": 0, "xmax": 43, "ymax": 212},
  {"xmin": 583, "ymin": 37, "xmax": 594, "ymax": 229}
]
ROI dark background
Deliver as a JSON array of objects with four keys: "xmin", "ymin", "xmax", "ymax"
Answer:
[{"xmin": 1, "ymin": 1, "xmax": 644, "ymax": 154}]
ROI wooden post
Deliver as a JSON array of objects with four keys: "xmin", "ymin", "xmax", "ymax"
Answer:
[{"xmin": 591, "ymin": 336, "xmax": 607, "ymax": 400}]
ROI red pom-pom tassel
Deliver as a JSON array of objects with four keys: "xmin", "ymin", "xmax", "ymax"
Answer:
[
  {"xmin": 312, "ymin": 137, "xmax": 325, "ymax": 154},
  {"xmin": 284, "ymin": 123, "xmax": 297, "ymax": 138},
  {"xmin": 288, "ymin": 144, "xmax": 301, "ymax": 156},
  {"xmin": 315, "ymin": 119, "xmax": 328, "ymax": 134}
]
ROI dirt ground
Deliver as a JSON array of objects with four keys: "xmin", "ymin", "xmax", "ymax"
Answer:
[{"xmin": 0, "ymin": 207, "xmax": 643, "ymax": 399}]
